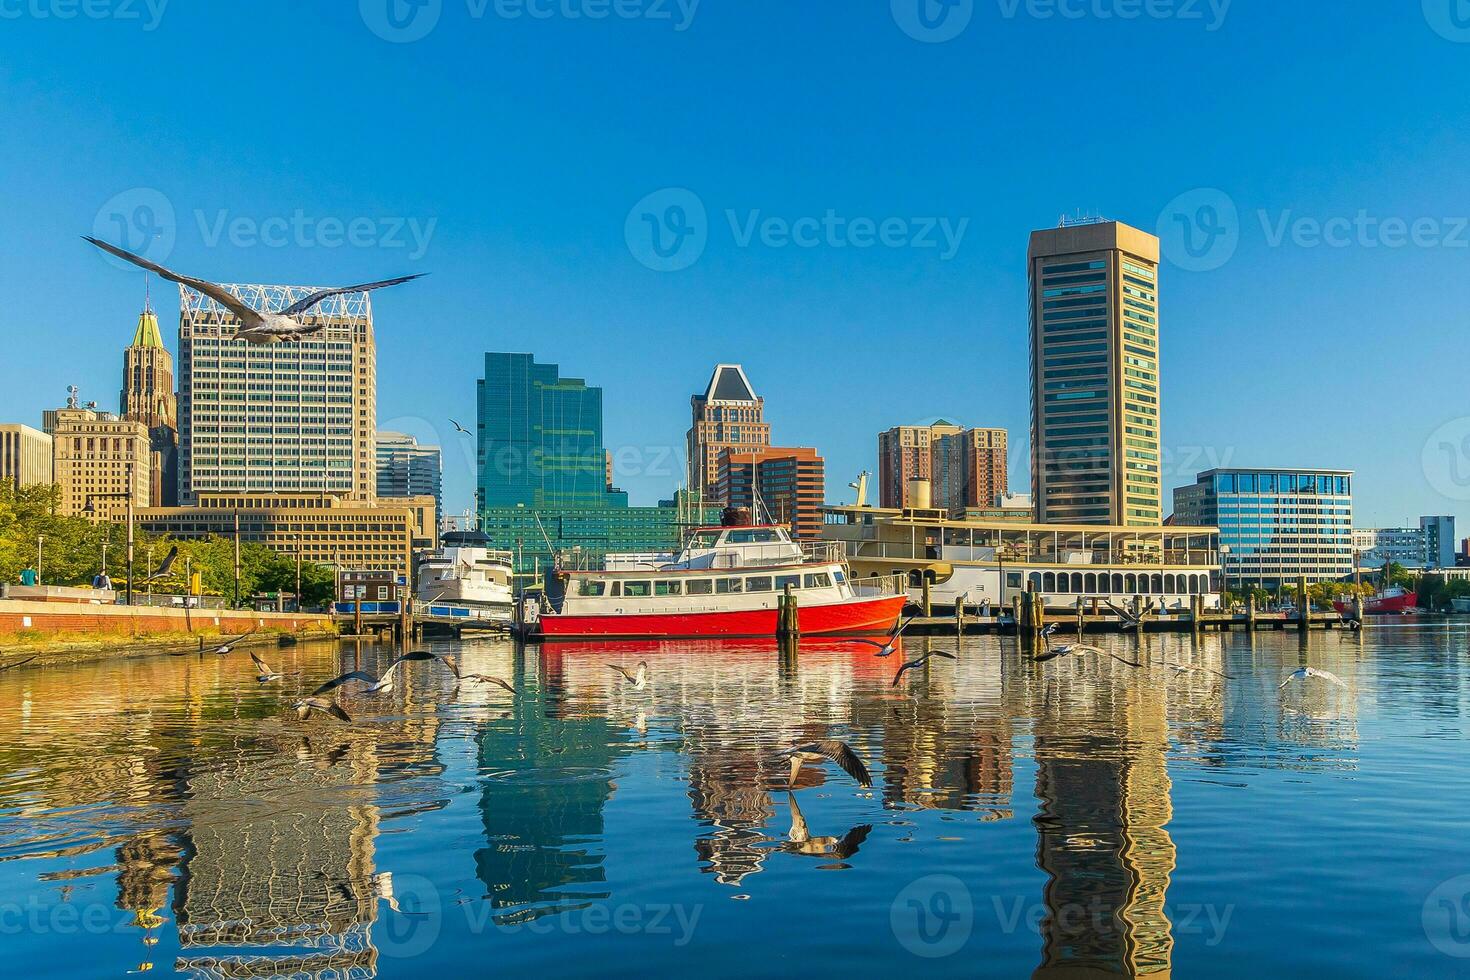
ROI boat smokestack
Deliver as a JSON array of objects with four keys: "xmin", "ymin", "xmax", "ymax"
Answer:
[
  {"xmin": 908, "ymin": 479, "xmax": 932, "ymax": 510},
  {"xmin": 722, "ymin": 506, "xmax": 753, "ymax": 527}
]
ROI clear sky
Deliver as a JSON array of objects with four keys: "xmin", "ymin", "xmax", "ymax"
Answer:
[{"xmin": 2, "ymin": 2, "xmax": 1469, "ymax": 528}]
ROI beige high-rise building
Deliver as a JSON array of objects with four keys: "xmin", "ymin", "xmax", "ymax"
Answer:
[
  {"xmin": 1028, "ymin": 218, "xmax": 1161, "ymax": 526},
  {"xmin": 51, "ymin": 408, "xmax": 151, "ymax": 520},
  {"xmin": 879, "ymin": 421, "xmax": 1007, "ymax": 512},
  {"xmin": 686, "ymin": 364, "xmax": 769, "ymax": 504},
  {"xmin": 0, "ymin": 424, "xmax": 53, "ymax": 491},
  {"xmin": 120, "ymin": 296, "xmax": 180, "ymax": 507},
  {"xmin": 177, "ymin": 283, "xmax": 377, "ymax": 504}
]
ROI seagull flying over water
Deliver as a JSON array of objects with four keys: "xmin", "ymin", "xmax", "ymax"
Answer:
[
  {"xmin": 249, "ymin": 650, "xmax": 283, "ymax": 682},
  {"xmin": 608, "ymin": 661, "xmax": 648, "ymax": 690},
  {"xmin": 443, "ymin": 656, "xmax": 515, "ymax": 694},
  {"xmin": 293, "ymin": 696, "xmax": 353, "ymax": 723},
  {"xmin": 777, "ymin": 739, "xmax": 872, "ymax": 788},
  {"xmin": 782, "ymin": 794, "xmax": 873, "ymax": 859},
  {"xmin": 1159, "ymin": 661, "xmax": 1234, "ymax": 680},
  {"xmin": 1034, "ymin": 630, "xmax": 1141, "ymax": 668},
  {"xmin": 853, "ymin": 612, "xmax": 917, "ymax": 658},
  {"xmin": 211, "ymin": 629, "xmax": 258, "ymax": 656},
  {"xmin": 146, "ymin": 546, "xmax": 178, "ymax": 582},
  {"xmin": 892, "ymin": 649, "xmax": 957, "ymax": 687},
  {"xmin": 312, "ymin": 651, "xmax": 443, "ymax": 696},
  {"xmin": 84, "ymin": 237, "xmax": 425, "ymax": 345},
  {"xmin": 1279, "ymin": 666, "xmax": 1347, "ymax": 690}
]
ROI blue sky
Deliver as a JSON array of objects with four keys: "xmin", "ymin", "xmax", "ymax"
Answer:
[{"xmin": 2, "ymin": 2, "xmax": 1470, "ymax": 528}]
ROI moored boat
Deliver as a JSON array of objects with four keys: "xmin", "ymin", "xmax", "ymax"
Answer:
[
  {"xmin": 415, "ymin": 530, "xmax": 516, "ymax": 622},
  {"xmin": 537, "ymin": 521, "xmax": 906, "ymax": 639},
  {"xmin": 1334, "ymin": 586, "xmax": 1419, "ymax": 616}
]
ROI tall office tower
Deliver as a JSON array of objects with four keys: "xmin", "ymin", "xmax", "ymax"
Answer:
[
  {"xmin": 687, "ymin": 364, "xmax": 770, "ymax": 504},
  {"xmin": 376, "ymin": 431, "xmax": 443, "ymax": 516},
  {"xmin": 0, "ymin": 424, "xmax": 53, "ymax": 491},
  {"xmin": 715, "ymin": 446, "xmax": 826, "ymax": 540},
  {"xmin": 177, "ymin": 284, "xmax": 377, "ymax": 503},
  {"xmin": 51, "ymin": 407, "xmax": 151, "ymax": 520},
  {"xmin": 120, "ymin": 291, "xmax": 179, "ymax": 506},
  {"xmin": 1421, "ymin": 515, "xmax": 1456, "ymax": 569},
  {"xmin": 932, "ymin": 427, "xmax": 1009, "ymax": 512},
  {"xmin": 1029, "ymin": 218, "xmax": 1161, "ymax": 526},
  {"xmin": 877, "ymin": 421, "xmax": 961, "ymax": 508}
]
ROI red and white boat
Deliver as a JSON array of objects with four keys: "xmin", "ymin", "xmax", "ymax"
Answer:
[
  {"xmin": 537, "ymin": 522, "xmax": 907, "ymax": 639},
  {"xmin": 1334, "ymin": 586, "xmax": 1420, "ymax": 616}
]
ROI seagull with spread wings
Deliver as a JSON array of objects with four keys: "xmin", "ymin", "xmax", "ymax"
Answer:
[
  {"xmin": 608, "ymin": 661, "xmax": 648, "ymax": 691},
  {"xmin": 777, "ymin": 739, "xmax": 872, "ymax": 788},
  {"xmin": 146, "ymin": 546, "xmax": 178, "ymax": 582},
  {"xmin": 1279, "ymin": 666, "xmax": 1347, "ymax": 690},
  {"xmin": 1034, "ymin": 626, "xmax": 1141, "ymax": 668},
  {"xmin": 312, "ymin": 650, "xmax": 443, "ymax": 696},
  {"xmin": 892, "ymin": 649, "xmax": 957, "ymax": 687},
  {"xmin": 293, "ymin": 697, "xmax": 353, "ymax": 723},
  {"xmin": 442, "ymin": 655, "xmax": 515, "ymax": 694},
  {"xmin": 1159, "ymin": 661, "xmax": 1234, "ymax": 680},
  {"xmin": 853, "ymin": 611, "xmax": 917, "ymax": 659},
  {"xmin": 449, "ymin": 419, "xmax": 472, "ymax": 436},
  {"xmin": 249, "ymin": 650, "xmax": 284, "ymax": 683},
  {"xmin": 84, "ymin": 237, "xmax": 425, "ymax": 345}
]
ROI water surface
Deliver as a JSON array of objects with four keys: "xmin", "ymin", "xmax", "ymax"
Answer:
[{"xmin": 2, "ymin": 625, "xmax": 1468, "ymax": 977}]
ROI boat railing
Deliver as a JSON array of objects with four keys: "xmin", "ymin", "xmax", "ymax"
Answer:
[
  {"xmin": 800, "ymin": 540, "xmax": 847, "ymax": 564},
  {"xmin": 850, "ymin": 573, "xmax": 906, "ymax": 598}
]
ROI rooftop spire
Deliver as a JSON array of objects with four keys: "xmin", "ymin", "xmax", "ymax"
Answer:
[{"xmin": 131, "ymin": 274, "xmax": 164, "ymax": 349}]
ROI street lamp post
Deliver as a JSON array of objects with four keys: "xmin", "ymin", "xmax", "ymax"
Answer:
[{"xmin": 36, "ymin": 534, "xmax": 43, "ymax": 585}]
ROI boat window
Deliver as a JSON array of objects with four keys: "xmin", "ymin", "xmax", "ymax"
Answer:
[
  {"xmin": 688, "ymin": 531, "xmax": 719, "ymax": 548},
  {"xmin": 623, "ymin": 581, "xmax": 652, "ymax": 598},
  {"xmin": 746, "ymin": 576, "xmax": 774, "ymax": 592},
  {"xmin": 752, "ymin": 530, "xmax": 779, "ymax": 543},
  {"xmin": 610, "ymin": 582, "xmax": 622, "ymax": 597},
  {"xmin": 804, "ymin": 572, "xmax": 832, "ymax": 589},
  {"xmin": 727, "ymin": 530, "xmax": 755, "ymax": 544},
  {"xmin": 833, "ymin": 571, "xmax": 846, "ymax": 584},
  {"xmin": 716, "ymin": 578, "xmax": 744, "ymax": 594},
  {"xmin": 578, "ymin": 580, "xmax": 606, "ymax": 597},
  {"xmin": 775, "ymin": 574, "xmax": 801, "ymax": 591},
  {"xmin": 687, "ymin": 580, "xmax": 713, "ymax": 595},
  {"xmin": 654, "ymin": 581, "xmax": 683, "ymax": 596}
]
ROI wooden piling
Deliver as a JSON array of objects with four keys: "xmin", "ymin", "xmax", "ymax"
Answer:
[
  {"xmin": 922, "ymin": 576, "xmax": 932, "ymax": 617},
  {"xmin": 1247, "ymin": 594, "xmax": 1258, "ymax": 632},
  {"xmin": 1190, "ymin": 593, "xmax": 1204, "ymax": 634},
  {"xmin": 777, "ymin": 584, "xmax": 800, "ymax": 641},
  {"xmin": 1297, "ymin": 575, "xmax": 1310, "ymax": 632},
  {"xmin": 1075, "ymin": 596, "xmax": 1086, "ymax": 638},
  {"xmin": 354, "ymin": 598, "xmax": 363, "ymax": 636},
  {"xmin": 1011, "ymin": 595, "xmax": 1023, "ymax": 635}
]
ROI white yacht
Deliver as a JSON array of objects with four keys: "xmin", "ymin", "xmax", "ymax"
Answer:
[{"xmin": 415, "ymin": 530, "xmax": 516, "ymax": 622}]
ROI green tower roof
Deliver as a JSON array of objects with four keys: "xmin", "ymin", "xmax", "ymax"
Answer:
[{"xmin": 131, "ymin": 306, "xmax": 164, "ymax": 348}]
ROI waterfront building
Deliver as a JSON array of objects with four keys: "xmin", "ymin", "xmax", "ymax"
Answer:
[
  {"xmin": 822, "ymin": 491, "xmax": 1221, "ymax": 609},
  {"xmin": 177, "ymin": 283, "xmax": 377, "ymax": 504},
  {"xmin": 137, "ymin": 492, "xmax": 435, "ymax": 582},
  {"xmin": 878, "ymin": 420, "xmax": 960, "ymax": 509},
  {"xmin": 933, "ymin": 427, "xmax": 1008, "ymax": 513},
  {"xmin": 1353, "ymin": 527, "xmax": 1430, "ymax": 570},
  {"xmin": 51, "ymin": 407, "xmax": 151, "ymax": 520},
  {"xmin": 119, "ymin": 293, "xmax": 179, "ymax": 507},
  {"xmin": 687, "ymin": 364, "xmax": 770, "ymax": 505},
  {"xmin": 1172, "ymin": 467, "xmax": 1353, "ymax": 591},
  {"xmin": 1422, "ymin": 515, "xmax": 1456, "ymax": 569},
  {"xmin": 376, "ymin": 431, "xmax": 443, "ymax": 516},
  {"xmin": 715, "ymin": 446, "xmax": 826, "ymax": 540},
  {"xmin": 1028, "ymin": 218, "xmax": 1162, "ymax": 526},
  {"xmin": 0, "ymin": 424, "xmax": 53, "ymax": 491},
  {"xmin": 478, "ymin": 353, "xmax": 719, "ymax": 571}
]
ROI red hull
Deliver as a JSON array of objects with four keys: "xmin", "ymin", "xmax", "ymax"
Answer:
[
  {"xmin": 537, "ymin": 594, "xmax": 907, "ymax": 639},
  {"xmin": 1334, "ymin": 588, "xmax": 1419, "ymax": 616}
]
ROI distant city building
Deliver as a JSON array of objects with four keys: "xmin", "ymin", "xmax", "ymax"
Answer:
[
  {"xmin": 51, "ymin": 407, "xmax": 151, "ymax": 520},
  {"xmin": 375, "ymin": 431, "xmax": 443, "ymax": 516},
  {"xmin": 137, "ymin": 492, "xmax": 435, "ymax": 583},
  {"xmin": 716, "ymin": 446, "xmax": 826, "ymax": 540},
  {"xmin": 120, "ymin": 293, "xmax": 179, "ymax": 507},
  {"xmin": 879, "ymin": 421, "xmax": 1007, "ymax": 514},
  {"xmin": 878, "ymin": 420, "xmax": 959, "ymax": 509},
  {"xmin": 1029, "ymin": 218, "xmax": 1161, "ymax": 526},
  {"xmin": 0, "ymin": 423, "xmax": 52, "ymax": 491},
  {"xmin": 478, "ymin": 353, "xmax": 718, "ymax": 570},
  {"xmin": 1422, "ymin": 515, "xmax": 1456, "ymax": 569},
  {"xmin": 1173, "ymin": 468, "xmax": 1353, "ymax": 590},
  {"xmin": 177, "ymin": 284, "xmax": 377, "ymax": 504},
  {"xmin": 687, "ymin": 364, "xmax": 770, "ymax": 505},
  {"xmin": 1352, "ymin": 527, "xmax": 1429, "ymax": 570}
]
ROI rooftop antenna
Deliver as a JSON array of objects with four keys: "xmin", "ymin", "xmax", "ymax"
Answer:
[
  {"xmin": 144, "ymin": 271, "xmax": 152, "ymax": 314},
  {"xmin": 66, "ymin": 385, "xmax": 80, "ymax": 410}
]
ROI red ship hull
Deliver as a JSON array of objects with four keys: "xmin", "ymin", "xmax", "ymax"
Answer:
[
  {"xmin": 1334, "ymin": 588, "xmax": 1419, "ymax": 616},
  {"xmin": 537, "ymin": 594, "xmax": 907, "ymax": 639}
]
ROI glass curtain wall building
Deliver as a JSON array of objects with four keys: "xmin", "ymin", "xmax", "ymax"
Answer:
[
  {"xmin": 1172, "ymin": 468, "xmax": 1353, "ymax": 590},
  {"xmin": 1028, "ymin": 219, "xmax": 1162, "ymax": 526}
]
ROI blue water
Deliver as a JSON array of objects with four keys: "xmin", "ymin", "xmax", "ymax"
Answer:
[{"xmin": 1, "ymin": 625, "xmax": 1468, "ymax": 977}]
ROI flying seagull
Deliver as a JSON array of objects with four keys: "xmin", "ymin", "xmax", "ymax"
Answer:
[
  {"xmin": 293, "ymin": 696, "xmax": 353, "ymax": 723},
  {"xmin": 853, "ymin": 612, "xmax": 917, "ymax": 658},
  {"xmin": 249, "ymin": 650, "xmax": 283, "ymax": 682},
  {"xmin": 608, "ymin": 661, "xmax": 649, "ymax": 691},
  {"xmin": 146, "ymin": 546, "xmax": 178, "ymax": 581},
  {"xmin": 213, "ymin": 629, "xmax": 258, "ymax": 655},
  {"xmin": 892, "ymin": 649, "xmax": 957, "ymax": 687},
  {"xmin": 778, "ymin": 739, "xmax": 872, "ymax": 788},
  {"xmin": 0, "ymin": 655, "xmax": 37, "ymax": 673},
  {"xmin": 312, "ymin": 650, "xmax": 442, "ymax": 696},
  {"xmin": 1159, "ymin": 661, "xmax": 1234, "ymax": 680},
  {"xmin": 449, "ymin": 419, "xmax": 472, "ymax": 436},
  {"xmin": 443, "ymin": 656, "xmax": 515, "ymax": 693},
  {"xmin": 1034, "ymin": 637, "xmax": 1141, "ymax": 669},
  {"xmin": 84, "ymin": 237, "xmax": 425, "ymax": 345},
  {"xmin": 1104, "ymin": 600, "xmax": 1143, "ymax": 631},
  {"xmin": 782, "ymin": 794, "xmax": 873, "ymax": 859},
  {"xmin": 1279, "ymin": 666, "xmax": 1348, "ymax": 690}
]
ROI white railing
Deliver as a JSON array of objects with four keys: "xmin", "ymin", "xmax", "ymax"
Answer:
[
  {"xmin": 801, "ymin": 540, "xmax": 847, "ymax": 564},
  {"xmin": 851, "ymin": 573, "xmax": 906, "ymax": 598}
]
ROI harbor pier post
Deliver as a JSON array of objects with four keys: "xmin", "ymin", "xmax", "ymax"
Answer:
[
  {"xmin": 1297, "ymin": 576, "xmax": 1310, "ymax": 632},
  {"xmin": 922, "ymin": 577, "xmax": 932, "ymax": 618},
  {"xmin": 1247, "ymin": 595, "xmax": 1258, "ymax": 632}
]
